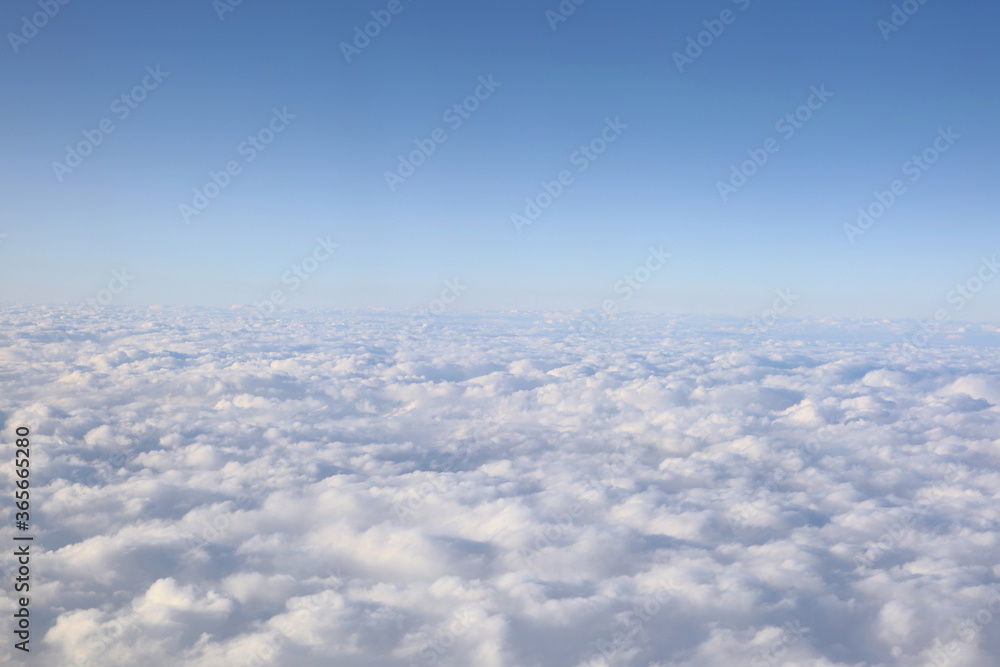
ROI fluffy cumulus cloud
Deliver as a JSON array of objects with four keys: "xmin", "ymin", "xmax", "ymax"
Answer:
[{"xmin": 1, "ymin": 306, "xmax": 999, "ymax": 666}]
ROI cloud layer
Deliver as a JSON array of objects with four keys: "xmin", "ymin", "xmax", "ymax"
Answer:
[{"xmin": 2, "ymin": 306, "xmax": 999, "ymax": 666}]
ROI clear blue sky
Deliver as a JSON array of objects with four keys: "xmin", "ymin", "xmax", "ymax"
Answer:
[{"xmin": 1, "ymin": 0, "xmax": 998, "ymax": 319}]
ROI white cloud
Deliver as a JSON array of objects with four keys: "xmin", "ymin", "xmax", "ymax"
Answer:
[{"xmin": 1, "ymin": 307, "xmax": 998, "ymax": 665}]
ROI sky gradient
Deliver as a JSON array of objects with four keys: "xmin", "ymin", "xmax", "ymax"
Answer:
[{"xmin": 1, "ymin": 0, "xmax": 998, "ymax": 319}]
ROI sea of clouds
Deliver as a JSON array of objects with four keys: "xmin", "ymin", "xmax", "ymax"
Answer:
[{"xmin": 1, "ymin": 305, "xmax": 999, "ymax": 666}]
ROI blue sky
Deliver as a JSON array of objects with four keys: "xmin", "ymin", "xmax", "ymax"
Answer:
[{"xmin": 1, "ymin": 0, "xmax": 998, "ymax": 319}]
